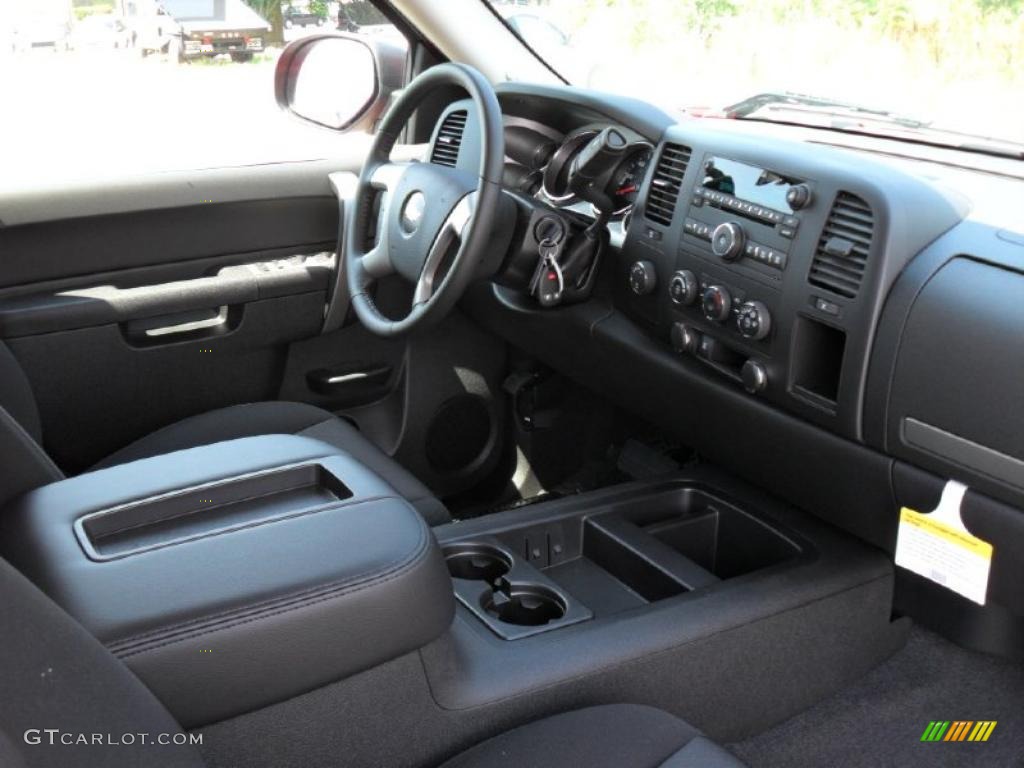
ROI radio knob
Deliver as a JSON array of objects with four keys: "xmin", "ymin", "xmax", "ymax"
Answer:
[
  {"xmin": 671, "ymin": 323, "xmax": 699, "ymax": 355},
  {"xmin": 701, "ymin": 285, "xmax": 732, "ymax": 323},
  {"xmin": 736, "ymin": 300, "xmax": 772, "ymax": 341},
  {"xmin": 629, "ymin": 260, "xmax": 657, "ymax": 295},
  {"xmin": 669, "ymin": 270, "xmax": 699, "ymax": 305},
  {"xmin": 786, "ymin": 184, "xmax": 813, "ymax": 211},
  {"xmin": 741, "ymin": 360, "xmax": 768, "ymax": 394},
  {"xmin": 710, "ymin": 221, "xmax": 746, "ymax": 262}
]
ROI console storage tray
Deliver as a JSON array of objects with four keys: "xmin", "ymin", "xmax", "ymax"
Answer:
[
  {"xmin": 442, "ymin": 485, "xmax": 805, "ymax": 638},
  {"xmin": 76, "ymin": 463, "xmax": 353, "ymax": 560}
]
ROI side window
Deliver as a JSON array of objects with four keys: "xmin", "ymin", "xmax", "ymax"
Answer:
[{"xmin": 0, "ymin": 1, "xmax": 403, "ymax": 186}]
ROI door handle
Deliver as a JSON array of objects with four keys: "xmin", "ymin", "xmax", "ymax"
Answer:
[
  {"xmin": 121, "ymin": 306, "xmax": 237, "ymax": 346},
  {"xmin": 306, "ymin": 364, "xmax": 393, "ymax": 405}
]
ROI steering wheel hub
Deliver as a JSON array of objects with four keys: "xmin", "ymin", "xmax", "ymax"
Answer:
[{"xmin": 342, "ymin": 63, "xmax": 506, "ymax": 337}]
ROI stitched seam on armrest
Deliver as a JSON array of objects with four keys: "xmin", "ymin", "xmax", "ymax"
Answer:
[
  {"xmin": 112, "ymin": 531, "xmax": 435, "ymax": 659},
  {"xmin": 107, "ymin": 516, "xmax": 429, "ymax": 653}
]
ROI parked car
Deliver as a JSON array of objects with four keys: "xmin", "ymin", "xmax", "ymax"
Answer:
[
  {"xmin": 69, "ymin": 14, "xmax": 134, "ymax": 50},
  {"xmin": 12, "ymin": 19, "xmax": 71, "ymax": 52},
  {"xmin": 284, "ymin": 5, "xmax": 329, "ymax": 29}
]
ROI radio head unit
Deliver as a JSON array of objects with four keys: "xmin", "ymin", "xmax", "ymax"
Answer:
[{"xmin": 701, "ymin": 156, "xmax": 808, "ymax": 219}]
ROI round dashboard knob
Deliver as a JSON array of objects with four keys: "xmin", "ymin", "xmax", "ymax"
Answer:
[
  {"xmin": 710, "ymin": 222, "xmax": 746, "ymax": 262},
  {"xmin": 701, "ymin": 285, "xmax": 732, "ymax": 323},
  {"xmin": 736, "ymin": 300, "xmax": 772, "ymax": 341},
  {"xmin": 669, "ymin": 270, "xmax": 699, "ymax": 305},
  {"xmin": 629, "ymin": 260, "xmax": 657, "ymax": 296},
  {"xmin": 786, "ymin": 184, "xmax": 813, "ymax": 211},
  {"xmin": 671, "ymin": 323, "xmax": 699, "ymax": 355},
  {"xmin": 741, "ymin": 360, "xmax": 769, "ymax": 394}
]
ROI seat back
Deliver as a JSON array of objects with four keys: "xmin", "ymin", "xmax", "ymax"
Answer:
[
  {"xmin": 0, "ymin": 556, "xmax": 205, "ymax": 768},
  {"xmin": 0, "ymin": 342, "xmax": 62, "ymax": 507}
]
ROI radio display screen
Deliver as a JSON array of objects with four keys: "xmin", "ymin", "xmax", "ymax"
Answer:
[{"xmin": 702, "ymin": 156, "xmax": 802, "ymax": 212}]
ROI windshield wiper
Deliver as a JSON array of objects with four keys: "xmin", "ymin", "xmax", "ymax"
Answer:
[{"xmin": 722, "ymin": 91, "xmax": 1024, "ymax": 161}]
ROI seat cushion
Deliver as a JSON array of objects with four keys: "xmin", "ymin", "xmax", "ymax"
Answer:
[
  {"xmin": 0, "ymin": 557, "xmax": 204, "ymax": 768},
  {"xmin": 93, "ymin": 401, "xmax": 449, "ymax": 525},
  {"xmin": 439, "ymin": 704, "xmax": 745, "ymax": 768}
]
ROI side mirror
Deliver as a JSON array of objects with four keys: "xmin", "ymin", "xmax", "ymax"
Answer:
[{"xmin": 275, "ymin": 33, "xmax": 406, "ymax": 132}]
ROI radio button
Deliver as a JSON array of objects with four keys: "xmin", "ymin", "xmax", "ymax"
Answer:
[{"xmin": 786, "ymin": 184, "xmax": 813, "ymax": 210}]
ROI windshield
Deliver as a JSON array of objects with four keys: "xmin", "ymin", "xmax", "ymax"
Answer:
[{"xmin": 486, "ymin": 0, "xmax": 1024, "ymax": 153}]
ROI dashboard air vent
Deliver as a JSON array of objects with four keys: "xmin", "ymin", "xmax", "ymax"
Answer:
[
  {"xmin": 644, "ymin": 143, "xmax": 691, "ymax": 226},
  {"xmin": 430, "ymin": 110, "xmax": 468, "ymax": 167},
  {"xmin": 808, "ymin": 192, "xmax": 874, "ymax": 299}
]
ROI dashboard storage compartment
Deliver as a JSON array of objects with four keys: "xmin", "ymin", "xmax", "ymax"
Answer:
[
  {"xmin": 790, "ymin": 316, "xmax": 846, "ymax": 408},
  {"xmin": 887, "ymin": 257, "xmax": 1024, "ymax": 502},
  {"xmin": 0, "ymin": 435, "xmax": 455, "ymax": 728}
]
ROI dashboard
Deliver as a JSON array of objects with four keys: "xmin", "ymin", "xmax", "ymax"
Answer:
[{"xmin": 428, "ymin": 82, "xmax": 1024, "ymax": 534}]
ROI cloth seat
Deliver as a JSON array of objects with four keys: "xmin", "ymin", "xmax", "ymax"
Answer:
[
  {"xmin": 439, "ymin": 703, "xmax": 745, "ymax": 768},
  {"xmin": 0, "ymin": 554, "xmax": 743, "ymax": 768},
  {"xmin": 92, "ymin": 400, "xmax": 450, "ymax": 526}
]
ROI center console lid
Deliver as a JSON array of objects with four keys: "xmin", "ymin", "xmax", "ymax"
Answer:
[{"xmin": 0, "ymin": 434, "xmax": 453, "ymax": 727}]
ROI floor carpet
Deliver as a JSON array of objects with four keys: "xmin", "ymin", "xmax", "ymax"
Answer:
[{"xmin": 731, "ymin": 625, "xmax": 1024, "ymax": 767}]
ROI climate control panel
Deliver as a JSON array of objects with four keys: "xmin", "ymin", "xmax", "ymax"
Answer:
[{"xmin": 668, "ymin": 269, "xmax": 774, "ymax": 344}]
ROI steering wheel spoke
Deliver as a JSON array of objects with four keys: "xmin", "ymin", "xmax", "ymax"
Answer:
[
  {"xmin": 413, "ymin": 193, "xmax": 475, "ymax": 305},
  {"xmin": 369, "ymin": 161, "xmax": 408, "ymax": 192}
]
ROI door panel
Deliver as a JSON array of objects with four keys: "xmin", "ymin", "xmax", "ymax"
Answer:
[
  {"xmin": 0, "ymin": 161, "xmax": 351, "ymax": 470},
  {"xmin": 0, "ymin": 158, "xmax": 510, "ymax": 500}
]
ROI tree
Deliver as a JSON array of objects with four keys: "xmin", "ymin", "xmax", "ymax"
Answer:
[{"xmin": 245, "ymin": 0, "xmax": 285, "ymax": 46}]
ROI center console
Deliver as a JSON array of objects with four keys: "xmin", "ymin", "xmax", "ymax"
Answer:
[
  {"xmin": 618, "ymin": 125, "xmax": 964, "ymax": 440},
  {"xmin": 0, "ymin": 435, "xmax": 454, "ymax": 728},
  {"xmin": 425, "ymin": 466, "xmax": 908, "ymax": 718}
]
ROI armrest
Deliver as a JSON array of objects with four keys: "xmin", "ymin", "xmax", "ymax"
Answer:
[{"xmin": 0, "ymin": 435, "xmax": 454, "ymax": 727}]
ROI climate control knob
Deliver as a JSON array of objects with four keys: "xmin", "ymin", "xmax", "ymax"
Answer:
[
  {"xmin": 710, "ymin": 221, "xmax": 746, "ymax": 262},
  {"xmin": 701, "ymin": 285, "xmax": 732, "ymax": 323},
  {"xmin": 736, "ymin": 300, "xmax": 772, "ymax": 341},
  {"xmin": 629, "ymin": 260, "xmax": 657, "ymax": 295},
  {"xmin": 669, "ymin": 270, "xmax": 699, "ymax": 305}
]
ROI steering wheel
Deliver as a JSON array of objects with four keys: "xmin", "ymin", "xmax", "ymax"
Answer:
[{"xmin": 345, "ymin": 63, "xmax": 505, "ymax": 337}]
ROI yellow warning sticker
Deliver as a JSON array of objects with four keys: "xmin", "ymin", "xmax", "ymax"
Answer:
[{"xmin": 895, "ymin": 482, "xmax": 993, "ymax": 605}]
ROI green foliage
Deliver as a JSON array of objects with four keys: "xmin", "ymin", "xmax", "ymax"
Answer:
[{"xmin": 73, "ymin": 1, "xmax": 114, "ymax": 20}]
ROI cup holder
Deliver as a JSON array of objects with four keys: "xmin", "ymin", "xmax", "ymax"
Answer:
[
  {"xmin": 443, "ymin": 543, "xmax": 512, "ymax": 583},
  {"xmin": 482, "ymin": 583, "xmax": 567, "ymax": 627}
]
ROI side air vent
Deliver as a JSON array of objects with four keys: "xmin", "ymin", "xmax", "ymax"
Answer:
[
  {"xmin": 808, "ymin": 192, "xmax": 874, "ymax": 299},
  {"xmin": 430, "ymin": 110, "xmax": 468, "ymax": 167},
  {"xmin": 644, "ymin": 143, "xmax": 691, "ymax": 226}
]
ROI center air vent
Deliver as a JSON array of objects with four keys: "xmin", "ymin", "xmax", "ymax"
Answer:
[
  {"xmin": 430, "ymin": 110, "xmax": 467, "ymax": 167},
  {"xmin": 808, "ymin": 192, "xmax": 874, "ymax": 299},
  {"xmin": 644, "ymin": 143, "xmax": 691, "ymax": 226}
]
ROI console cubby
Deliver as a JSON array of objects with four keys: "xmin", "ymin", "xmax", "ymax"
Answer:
[{"xmin": 445, "ymin": 484, "xmax": 805, "ymax": 638}]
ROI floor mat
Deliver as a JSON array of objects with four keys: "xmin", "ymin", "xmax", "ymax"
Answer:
[{"xmin": 730, "ymin": 625, "xmax": 1024, "ymax": 767}]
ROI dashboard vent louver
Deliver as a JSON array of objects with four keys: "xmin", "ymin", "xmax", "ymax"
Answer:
[
  {"xmin": 808, "ymin": 192, "xmax": 874, "ymax": 299},
  {"xmin": 644, "ymin": 143, "xmax": 691, "ymax": 226},
  {"xmin": 430, "ymin": 110, "xmax": 468, "ymax": 167}
]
